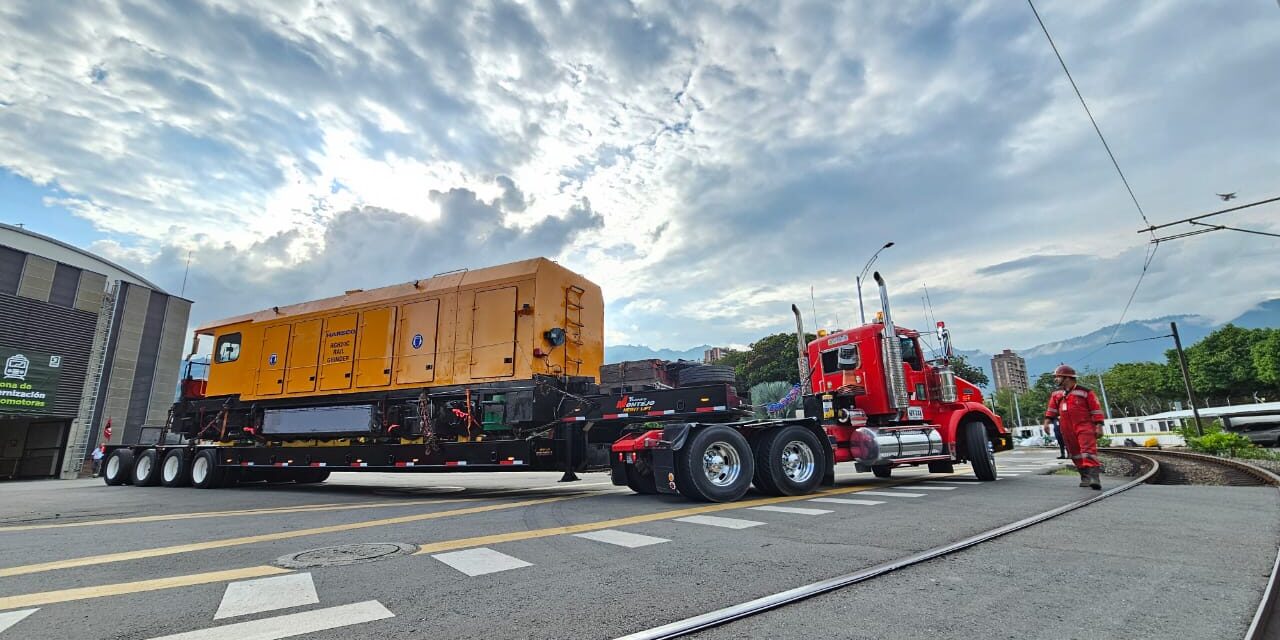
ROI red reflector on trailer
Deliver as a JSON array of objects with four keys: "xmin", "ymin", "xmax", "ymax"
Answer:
[{"xmin": 445, "ymin": 461, "xmax": 467, "ymax": 466}]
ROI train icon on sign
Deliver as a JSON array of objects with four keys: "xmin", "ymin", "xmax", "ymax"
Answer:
[{"xmin": 4, "ymin": 354, "xmax": 29, "ymax": 380}]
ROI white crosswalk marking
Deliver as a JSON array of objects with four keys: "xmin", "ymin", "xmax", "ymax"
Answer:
[
  {"xmin": 674, "ymin": 515, "xmax": 765, "ymax": 529},
  {"xmin": 748, "ymin": 506, "xmax": 832, "ymax": 516},
  {"xmin": 924, "ymin": 481, "xmax": 972, "ymax": 486},
  {"xmin": 0, "ymin": 609, "xmax": 37, "ymax": 635},
  {"xmin": 999, "ymin": 473, "xmax": 1023, "ymax": 476},
  {"xmin": 146, "ymin": 601, "xmax": 393, "ymax": 640},
  {"xmin": 808, "ymin": 498, "xmax": 885, "ymax": 506},
  {"xmin": 902, "ymin": 485, "xmax": 957, "ymax": 490},
  {"xmin": 856, "ymin": 490, "xmax": 926, "ymax": 498},
  {"xmin": 214, "ymin": 572, "xmax": 319, "ymax": 620},
  {"xmin": 573, "ymin": 529, "xmax": 669, "ymax": 548},
  {"xmin": 432, "ymin": 547, "xmax": 532, "ymax": 576}
]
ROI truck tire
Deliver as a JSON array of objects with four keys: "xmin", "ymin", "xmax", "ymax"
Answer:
[
  {"xmin": 964, "ymin": 421, "xmax": 998, "ymax": 481},
  {"xmin": 752, "ymin": 426, "xmax": 824, "ymax": 496},
  {"xmin": 624, "ymin": 464, "xmax": 658, "ymax": 494},
  {"xmin": 871, "ymin": 465, "xmax": 892, "ymax": 478},
  {"xmin": 928, "ymin": 461, "xmax": 955, "ymax": 474},
  {"xmin": 674, "ymin": 425, "xmax": 754, "ymax": 502},
  {"xmin": 132, "ymin": 449, "xmax": 162, "ymax": 486},
  {"xmin": 103, "ymin": 449, "xmax": 134, "ymax": 486},
  {"xmin": 294, "ymin": 469, "xmax": 330, "ymax": 484},
  {"xmin": 160, "ymin": 449, "xmax": 191, "ymax": 487},
  {"xmin": 190, "ymin": 450, "xmax": 226, "ymax": 489}
]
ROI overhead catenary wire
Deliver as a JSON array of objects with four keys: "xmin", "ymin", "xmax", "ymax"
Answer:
[
  {"xmin": 1075, "ymin": 241, "xmax": 1160, "ymax": 366},
  {"xmin": 1139, "ymin": 194, "xmax": 1280, "ymax": 236},
  {"xmin": 1027, "ymin": 0, "xmax": 1152, "ymax": 231}
]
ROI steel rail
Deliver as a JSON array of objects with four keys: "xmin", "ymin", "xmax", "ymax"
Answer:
[
  {"xmin": 1111, "ymin": 449, "xmax": 1280, "ymax": 639},
  {"xmin": 613, "ymin": 455, "xmax": 1161, "ymax": 640}
]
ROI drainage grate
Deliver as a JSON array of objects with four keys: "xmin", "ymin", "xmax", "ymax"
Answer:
[{"xmin": 275, "ymin": 542, "xmax": 418, "ymax": 569}]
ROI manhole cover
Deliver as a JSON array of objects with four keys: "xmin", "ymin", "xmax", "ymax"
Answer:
[{"xmin": 275, "ymin": 542, "xmax": 418, "ymax": 569}]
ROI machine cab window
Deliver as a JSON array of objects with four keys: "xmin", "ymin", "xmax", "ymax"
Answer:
[{"xmin": 215, "ymin": 333, "xmax": 241, "ymax": 363}]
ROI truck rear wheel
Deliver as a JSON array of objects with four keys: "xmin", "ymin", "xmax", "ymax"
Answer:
[
  {"xmin": 964, "ymin": 421, "xmax": 998, "ymax": 481},
  {"xmin": 103, "ymin": 449, "xmax": 133, "ymax": 486},
  {"xmin": 160, "ymin": 449, "xmax": 191, "ymax": 487},
  {"xmin": 674, "ymin": 425, "xmax": 754, "ymax": 502},
  {"xmin": 132, "ymin": 449, "xmax": 162, "ymax": 486},
  {"xmin": 190, "ymin": 450, "xmax": 226, "ymax": 489},
  {"xmin": 752, "ymin": 426, "xmax": 824, "ymax": 496}
]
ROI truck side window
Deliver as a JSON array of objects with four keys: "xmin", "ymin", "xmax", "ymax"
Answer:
[
  {"xmin": 215, "ymin": 333, "xmax": 241, "ymax": 363},
  {"xmin": 899, "ymin": 337, "xmax": 922, "ymax": 370},
  {"xmin": 837, "ymin": 345, "xmax": 859, "ymax": 369}
]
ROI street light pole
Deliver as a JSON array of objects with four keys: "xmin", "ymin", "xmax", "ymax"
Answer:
[{"xmin": 857, "ymin": 241, "xmax": 894, "ymax": 325}]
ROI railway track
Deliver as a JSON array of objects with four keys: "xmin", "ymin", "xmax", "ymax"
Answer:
[{"xmin": 614, "ymin": 450, "xmax": 1280, "ymax": 640}]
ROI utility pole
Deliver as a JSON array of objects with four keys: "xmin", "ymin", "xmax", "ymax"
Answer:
[
  {"xmin": 1012, "ymin": 391, "xmax": 1024, "ymax": 429},
  {"xmin": 1095, "ymin": 373, "xmax": 1113, "ymax": 420},
  {"xmin": 1171, "ymin": 321, "xmax": 1204, "ymax": 436}
]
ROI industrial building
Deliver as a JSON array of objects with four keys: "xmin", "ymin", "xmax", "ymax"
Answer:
[
  {"xmin": 991, "ymin": 349, "xmax": 1029, "ymax": 394},
  {"xmin": 0, "ymin": 223, "xmax": 190, "ymax": 480}
]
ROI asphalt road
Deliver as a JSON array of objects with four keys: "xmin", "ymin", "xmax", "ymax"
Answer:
[{"xmin": 0, "ymin": 450, "xmax": 1273, "ymax": 640}]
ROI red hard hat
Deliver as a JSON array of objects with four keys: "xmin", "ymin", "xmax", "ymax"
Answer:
[{"xmin": 1053, "ymin": 364, "xmax": 1077, "ymax": 378}]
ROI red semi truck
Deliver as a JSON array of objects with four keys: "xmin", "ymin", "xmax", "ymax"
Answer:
[{"xmin": 608, "ymin": 272, "xmax": 1009, "ymax": 501}]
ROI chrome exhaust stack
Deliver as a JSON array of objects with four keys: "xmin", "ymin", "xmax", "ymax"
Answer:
[
  {"xmin": 873, "ymin": 272, "xmax": 910, "ymax": 411},
  {"xmin": 792, "ymin": 304, "xmax": 811, "ymax": 395}
]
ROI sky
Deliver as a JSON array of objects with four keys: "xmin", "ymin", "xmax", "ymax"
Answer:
[{"xmin": 2, "ymin": 0, "xmax": 1278, "ymax": 357}]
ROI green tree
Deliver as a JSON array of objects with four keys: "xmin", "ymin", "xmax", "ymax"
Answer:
[
  {"xmin": 950, "ymin": 354, "xmax": 989, "ymax": 388},
  {"xmin": 729, "ymin": 332, "xmax": 816, "ymax": 391},
  {"xmin": 1251, "ymin": 329, "xmax": 1280, "ymax": 390},
  {"xmin": 1170, "ymin": 324, "xmax": 1263, "ymax": 404},
  {"xmin": 1100, "ymin": 361, "xmax": 1175, "ymax": 416}
]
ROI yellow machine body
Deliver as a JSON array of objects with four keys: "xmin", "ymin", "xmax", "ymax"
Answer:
[{"xmin": 198, "ymin": 258, "xmax": 604, "ymax": 401}]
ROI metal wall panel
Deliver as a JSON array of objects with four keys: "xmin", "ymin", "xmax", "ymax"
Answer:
[
  {"xmin": 0, "ymin": 292, "xmax": 96, "ymax": 418},
  {"xmin": 124, "ymin": 288, "xmax": 168, "ymax": 442},
  {"xmin": 0, "ymin": 246, "xmax": 23, "ymax": 294},
  {"xmin": 98, "ymin": 282, "xmax": 148, "ymax": 438},
  {"xmin": 17, "ymin": 254, "xmax": 55, "ymax": 302},
  {"xmin": 74, "ymin": 271, "xmax": 107, "ymax": 313},
  {"xmin": 49, "ymin": 263, "xmax": 81, "ymax": 308},
  {"xmin": 145, "ymin": 296, "xmax": 190, "ymax": 427}
]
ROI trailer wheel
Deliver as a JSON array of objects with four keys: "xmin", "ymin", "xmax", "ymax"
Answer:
[
  {"xmin": 132, "ymin": 449, "xmax": 162, "ymax": 486},
  {"xmin": 103, "ymin": 449, "xmax": 134, "ymax": 486},
  {"xmin": 294, "ymin": 469, "xmax": 330, "ymax": 484},
  {"xmin": 190, "ymin": 450, "xmax": 226, "ymax": 489},
  {"xmin": 674, "ymin": 425, "xmax": 754, "ymax": 502},
  {"xmin": 160, "ymin": 449, "xmax": 191, "ymax": 487},
  {"xmin": 752, "ymin": 426, "xmax": 824, "ymax": 496},
  {"xmin": 871, "ymin": 465, "xmax": 892, "ymax": 478},
  {"xmin": 964, "ymin": 421, "xmax": 998, "ymax": 481}
]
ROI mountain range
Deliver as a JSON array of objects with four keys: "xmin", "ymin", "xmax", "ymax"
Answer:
[{"xmin": 606, "ymin": 299, "xmax": 1280, "ymax": 389}]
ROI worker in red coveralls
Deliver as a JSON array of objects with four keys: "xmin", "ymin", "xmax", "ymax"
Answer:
[{"xmin": 1041, "ymin": 364, "xmax": 1106, "ymax": 489}]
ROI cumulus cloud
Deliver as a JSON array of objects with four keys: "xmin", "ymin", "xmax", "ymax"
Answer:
[{"xmin": 2, "ymin": 0, "xmax": 1278, "ymax": 354}]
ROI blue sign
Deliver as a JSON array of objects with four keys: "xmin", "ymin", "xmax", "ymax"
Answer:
[
  {"xmin": 268, "ymin": 353, "xmax": 278, "ymax": 366},
  {"xmin": 411, "ymin": 334, "xmax": 424, "ymax": 349}
]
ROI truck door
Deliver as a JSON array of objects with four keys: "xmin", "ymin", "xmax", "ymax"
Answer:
[
  {"xmin": 396, "ymin": 299, "xmax": 439, "ymax": 384},
  {"xmin": 318, "ymin": 313, "xmax": 357, "ymax": 391},
  {"xmin": 285, "ymin": 319, "xmax": 322, "ymax": 394},
  {"xmin": 471, "ymin": 287, "xmax": 517, "ymax": 378},
  {"xmin": 255, "ymin": 325, "xmax": 290, "ymax": 395},
  {"xmin": 355, "ymin": 307, "xmax": 396, "ymax": 388}
]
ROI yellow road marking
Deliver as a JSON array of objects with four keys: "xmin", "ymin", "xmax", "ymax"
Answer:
[
  {"xmin": 0, "ymin": 566, "xmax": 290, "ymax": 610},
  {"xmin": 415, "ymin": 476, "xmax": 942, "ymax": 555},
  {"xmin": 0, "ymin": 472, "xmax": 969, "ymax": 611},
  {"xmin": 0, "ymin": 498, "xmax": 481, "ymax": 532},
  {"xmin": 0, "ymin": 495, "xmax": 583, "ymax": 578}
]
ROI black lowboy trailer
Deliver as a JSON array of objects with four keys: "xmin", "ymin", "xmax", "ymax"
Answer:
[{"xmin": 98, "ymin": 376, "xmax": 758, "ymax": 490}]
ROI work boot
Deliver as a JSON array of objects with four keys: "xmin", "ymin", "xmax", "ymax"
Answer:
[
  {"xmin": 1078, "ymin": 471, "xmax": 1090, "ymax": 488},
  {"xmin": 1089, "ymin": 468, "xmax": 1102, "ymax": 490}
]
